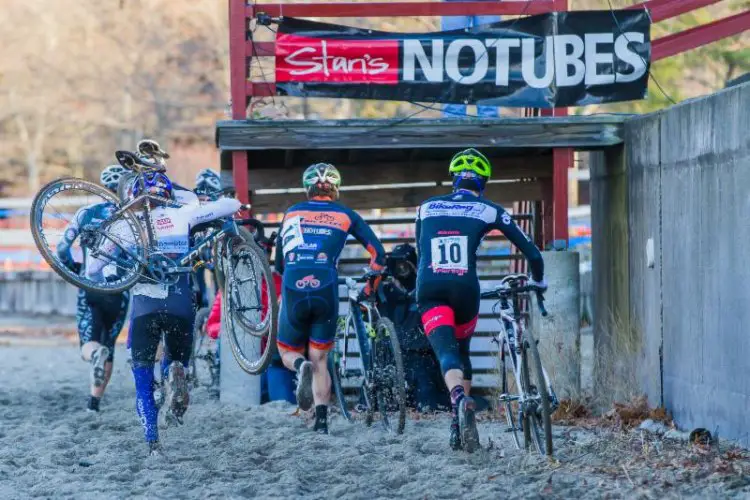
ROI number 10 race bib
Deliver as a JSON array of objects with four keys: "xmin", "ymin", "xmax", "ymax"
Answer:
[{"xmin": 430, "ymin": 235, "xmax": 468, "ymax": 271}]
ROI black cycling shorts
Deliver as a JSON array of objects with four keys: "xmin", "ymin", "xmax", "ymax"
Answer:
[
  {"xmin": 76, "ymin": 289, "xmax": 129, "ymax": 362},
  {"xmin": 129, "ymin": 312, "xmax": 194, "ymax": 368}
]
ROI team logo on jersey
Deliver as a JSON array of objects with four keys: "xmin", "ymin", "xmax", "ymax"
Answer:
[
  {"xmin": 295, "ymin": 274, "xmax": 321, "ymax": 289},
  {"xmin": 316, "ymin": 252, "xmax": 328, "ymax": 263},
  {"xmin": 303, "ymin": 227, "xmax": 333, "ymax": 236},
  {"xmin": 297, "ymin": 242, "xmax": 319, "ymax": 251},
  {"xmin": 288, "ymin": 252, "xmax": 296, "ymax": 262},
  {"xmin": 155, "ymin": 217, "xmax": 174, "ymax": 230},
  {"xmin": 501, "ymin": 212, "xmax": 512, "ymax": 225},
  {"xmin": 421, "ymin": 201, "xmax": 495, "ymax": 223}
]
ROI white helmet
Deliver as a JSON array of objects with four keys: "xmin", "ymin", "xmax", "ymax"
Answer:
[
  {"xmin": 100, "ymin": 165, "xmax": 128, "ymax": 192},
  {"xmin": 195, "ymin": 168, "xmax": 222, "ymax": 198}
]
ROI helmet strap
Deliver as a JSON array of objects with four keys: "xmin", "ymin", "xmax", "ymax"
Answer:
[{"xmin": 452, "ymin": 175, "xmax": 485, "ymax": 196}]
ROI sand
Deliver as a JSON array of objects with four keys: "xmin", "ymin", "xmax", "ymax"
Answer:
[{"xmin": 1, "ymin": 344, "xmax": 749, "ymax": 499}]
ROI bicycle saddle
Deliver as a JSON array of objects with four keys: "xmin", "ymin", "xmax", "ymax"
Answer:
[
  {"xmin": 115, "ymin": 150, "xmax": 165, "ymax": 172},
  {"xmin": 137, "ymin": 139, "xmax": 170, "ymax": 160}
]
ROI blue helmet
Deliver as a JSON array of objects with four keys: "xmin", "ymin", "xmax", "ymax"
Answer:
[{"xmin": 132, "ymin": 171, "xmax": 173, "ymax": 199}]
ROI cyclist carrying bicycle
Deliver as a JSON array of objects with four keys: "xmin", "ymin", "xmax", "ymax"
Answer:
[
  {"xmin": 275, "ymin": 163, "xmax": 386, "ymax": 434},
  {"xmin": 56, "ymin": 164, "xmax": 131, "ymax": 412},
  {"xmin": 415, "ymin": 148, "xmax": 546, "ymax": 453},
  {"xmin": 126, "ymin": 169, "xmax": 241, "ymax": 454}
]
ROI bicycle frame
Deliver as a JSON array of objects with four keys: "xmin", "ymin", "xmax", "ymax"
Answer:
[
  {"xmin": 89, "ymin": 185, "xmax": 242, "ymax": 284},
  {"xmin": 491, "ymin": 283, "xmax": 557, "ymax": 414},
  {"xmin": 338, "ymin": 277, "xmax": 380, "ymax": 376}
]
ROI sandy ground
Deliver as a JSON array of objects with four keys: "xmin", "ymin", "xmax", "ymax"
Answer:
[{"xmin": 2, "ymin": 343, "xmax": 750, "ymax": 500}]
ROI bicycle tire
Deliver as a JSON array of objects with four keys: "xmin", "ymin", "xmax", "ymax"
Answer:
[
  {"xmin": 223, "ymin": 238, "xmax": 277, "ymax": 375},
  {"xmin": 375, "ymin": 317, "xmax": 406, "ymax": 434},
  {"xmin": 228, "ymin": 237, "xmax": 276, "ymax": 336},
  {"xmin": 525, "ymin": 330, "xmax": 553, "ymax": 456},
  {"xmin": 328, "ymin": 315, "xmax": 355, "ymax": 422},
  {"xmin": 213, "ymin": 226, "xmax": 254, "ymax": 291},
  {"xmin": 190, "ymin": 307, "xmax": 213, "ymax": 388},
  {"xmin": 31, "ymin": 177, "xmax": 146, "ymax": 294},
  {"xmin": 500, "ymin": 347, "xmax": 522, "ymax": 450},
  {"xmin": 117, "ymin": 172, "xmax": 137, "ymax": 204}
]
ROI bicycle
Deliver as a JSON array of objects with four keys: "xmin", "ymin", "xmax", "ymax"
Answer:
[
  {"xmin": 189, "ymin": 305, "xmax": 220, "ymax": 395},
  {"xmin": 328, "ymin": 272, "xmax": 407, "ymax": 434},
  {"xmin": 30, "ymin": 147, "xmax": 278, "ymax": 374},
  {"xmin": 481, "ymin": 274, "xmax": 559, "ymax": 456}
]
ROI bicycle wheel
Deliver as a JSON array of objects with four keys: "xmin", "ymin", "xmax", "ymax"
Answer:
[
  {"xmin": 223, "ymin": 238, "xmax": 277, "ymax": 375},
  {"xmin": 213, "ymin": 226, "xmax": 255, "ymax": 291},
  {"xmin": 31, "ymin": 177, "xmax": 146, "ymax": 294},
  {"xmin": 328, "ymin": 315, "xmax": 355, "ymax": 421},
  {"xmin": 524, "ymin": 330, "xmax": 553, "ymax": 456},
  {"xmin": 499, "ymin": 343, "xmax": 522, "ymax": 450},
  {"xmin": 190, "ymin": 307, "xmax": 215, "ymax": 388},
  {"xmin": 373, "ymin": 318, "xmax": 407, "ymax": 434}
]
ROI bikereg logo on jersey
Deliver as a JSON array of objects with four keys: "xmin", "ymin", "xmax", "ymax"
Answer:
[{"xmin": 421, "ymin": 201, "xmax": 497, "ymax": 224}]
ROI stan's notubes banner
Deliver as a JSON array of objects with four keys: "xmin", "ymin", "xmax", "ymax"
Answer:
[{"xmin": 272, "ymin": 11, "xmax": 650, "ymax": 108}]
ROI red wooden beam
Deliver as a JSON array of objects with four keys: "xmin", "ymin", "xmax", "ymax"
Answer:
[
  {"xmin": 247, "ymin": 81, "xmax": 276, "ymax": 97},
  {"xmin": 627, "ymin": 0, "xmax": 722, "ymax": 23},
  {"xmin": 229, "ymin": 0, "xmax": 250, "ymax": 205},
  {"xmin": 652, "ymin": 9, "xmax": 750, "ymax": 61},
  {"xmin": 248, "ymin": 1, "xmax": 558, "ymax": 18}
]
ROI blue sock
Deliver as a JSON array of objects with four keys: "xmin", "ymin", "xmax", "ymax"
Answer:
[
  {"xmin": 132, "ymin": 365, "xmax": 159, "ymax": 443},
  {"xmin": 160, "ymin": 356, "xmax": 171, "ymax": 380}
]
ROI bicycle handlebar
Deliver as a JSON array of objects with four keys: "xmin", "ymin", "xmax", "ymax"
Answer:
[{"xmin": 481, "ymin": 285, "xmax": 548, "ymax": 317}]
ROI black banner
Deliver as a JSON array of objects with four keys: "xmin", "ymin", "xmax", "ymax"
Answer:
[{"xmin": 273, "ymin": 10, "xmax": 651, "ymax": 108}]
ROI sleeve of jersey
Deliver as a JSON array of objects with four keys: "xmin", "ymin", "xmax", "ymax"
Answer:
[
  {"xmin": 189, "ymin": 198, "xmax": 241, "ymax": 226},
  {"xmin": 56, "ymin": 209, "xmax": 83, "ymax": 269},
  {"xmin": 274, "ymin": 220, "xmax": 284, "ymax": 275},
  {"xmin": 493, "ymin": 208, "xmax": 544, "ymax": 282},
  {"xmin": 350, "ymin": 211, "xmax": 386, "ymax": 271}
]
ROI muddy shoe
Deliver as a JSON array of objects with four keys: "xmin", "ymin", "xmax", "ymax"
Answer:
[
  {"xmin": 458, "ymin": 397, "xmax": 480, "ymax": 454},
  {"xmin": 148, "ymin": 441, "xmax": 164, "ymax": 457},
  {"xmin": 164, "ymin": 362, "xmax": 189, "ymax": 424},
  {"xmin": 295, "ymin": 361, "xmax": 314, "ymax": 411},
  {"xmin": 449, "ymin": 423, "xmax": 462, "ymax": 450},
  {"xmin": 90, "ymin": 346, "xmax": 110, "ymax": 388}
]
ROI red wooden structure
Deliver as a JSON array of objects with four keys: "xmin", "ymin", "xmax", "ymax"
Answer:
[{"xmin": 226, "ymin": 0, "xmax": 749, "ymax": 246}]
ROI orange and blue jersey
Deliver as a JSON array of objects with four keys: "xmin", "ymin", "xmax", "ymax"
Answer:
[{"xmin": 274, "ymin": 199, "xmax": 386, "ymax": 352}]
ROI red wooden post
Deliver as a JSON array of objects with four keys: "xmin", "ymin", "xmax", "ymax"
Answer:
[
  {"xmin": 229, "ymin": 0, "xmax": 249, "ymax": 205},
  {"xmin": 540, "ymin": 0, "xmax": 571, "ymax": 249}
]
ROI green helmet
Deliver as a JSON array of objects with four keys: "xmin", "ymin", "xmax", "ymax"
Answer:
[
  {"xmin": 449, "ymin": 148, "xmax": 492, "ymax": 179},
  {"xmin": 302, "ymin": 163, "xmax": 342, "ymax": 196}
]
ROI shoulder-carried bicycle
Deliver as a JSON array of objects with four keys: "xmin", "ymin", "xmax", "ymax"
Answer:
[
  {"xmin": 30, "ymin": 144, "xmax": 278, "ymax": 374},
  {"xmin": 328, "ymin": 271, "xmax": 407, "ymax": 434},
  {"xmin": 481, "ymin": 274, "xmax": 559, "ymax": 456}
]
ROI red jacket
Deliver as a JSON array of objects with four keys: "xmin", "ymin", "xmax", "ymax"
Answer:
[{"xmin": 206, "ymin": 272, "xmax": 282, "ymax": 340}]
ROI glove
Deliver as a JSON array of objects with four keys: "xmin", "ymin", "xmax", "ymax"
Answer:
[{"xmin": 529, "ymin": 277, "xmax": 548, "ymax": 292}]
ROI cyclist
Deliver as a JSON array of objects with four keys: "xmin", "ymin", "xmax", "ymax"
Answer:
[
  {"xmin": 194, "ymin": 168, "xmax": 223, "ymax": 203},
  {"xmin": 57, "ymin": 164, "xmax": 131, "ymax": 412},
  {"xmin": 192, "ymin": 168, "xmax": 223, "ymax": 308},
  {"xmin": 127, "ymin": 169, "xmax": 241, "ymax": 454},
  {"xmin": 415, "ymin": 148, "xmax": 546, "ymax": 453},
  {"xmin": 274, "ymin": 163, "xmax": 386, "ymax": 434}
]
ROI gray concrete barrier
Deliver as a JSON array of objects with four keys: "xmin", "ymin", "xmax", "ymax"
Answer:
[
  {"xmin": 0, "ymin": 271, "xmax": 77, "ymax": 316},
  {"xmin": 531, "ymin": 250, "xmax": 581, "ymax": 400},
  {"xmin": 591, "ymin": 81, "xmax": 750, "ymax": 443}
]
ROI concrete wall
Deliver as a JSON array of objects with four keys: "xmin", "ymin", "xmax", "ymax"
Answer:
[
  {"xmin": 0, "ymin": 271, "xmax": 77, "ymax": 316},
  {"xmin": 592, "ymin": 82, "xmax": 750, "ymax": 442}
]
